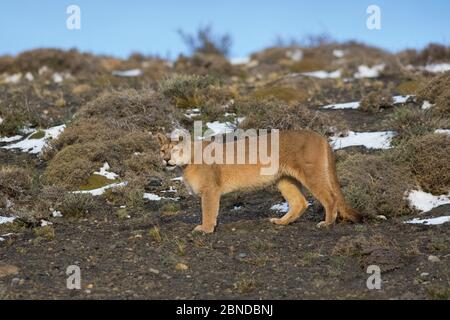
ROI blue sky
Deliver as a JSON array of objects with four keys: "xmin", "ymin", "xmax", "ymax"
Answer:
[{"xmin": 0, "ymin": 0, "xmax": 449, "ymax": 59}]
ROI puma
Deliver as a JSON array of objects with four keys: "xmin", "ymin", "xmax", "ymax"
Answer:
[{"xmin": 156, "ymin": 130, "xmax": 362, "ymax": 233}]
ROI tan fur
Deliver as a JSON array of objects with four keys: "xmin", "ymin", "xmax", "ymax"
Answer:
[{"xmin": 157, "ymin": 131, "xmax": 362, "ymax": 233}]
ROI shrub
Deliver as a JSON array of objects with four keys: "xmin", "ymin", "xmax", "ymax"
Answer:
[
  {"xmin": 251, "ymin": 85, "xmax": 309, "ymax": 104},
  {"xmin": 359, "ymin": 90, "xmax": 394, "ymax": 113},
  {"xmin": 336, "ymin": 152, "xmax": 413, "ymax": 217},
  {"xmin": 417, "ymin": 72, "xmax": 450, "ymax": 116},
  {"xmin": 389, "ymin": 133, "xmax": 450, "ymax": 194},
  {"xmin": 0, "ymin": 166, "xmax": 32, "ymax": 198},
  {"xmin": 384, "ymin": 106, "xmax": 449, "ymax": 141},
  {"xmin": 236, "ymin": 98, "xmax": 347, "ymax": 135},
  {"xmin": 43, "ymin": 90, "xmax": 176, "ymax": 189},
  {"xmin": 178, "ymin": 25, "xmax": 232, "ymax": 57}
]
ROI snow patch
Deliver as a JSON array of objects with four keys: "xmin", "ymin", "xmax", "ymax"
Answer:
[
  {"xmin": 354, "ymin": 64, "xmax": 385, "ymax": 79},
  {"xmin": 4, "ymin": 73, "xmax": 22, "ymax": 84},
  {"xmin": 435, "ymin": 129, "xmax": 450, "ymax": 135},
  {"xmin": 171, "ymin": 176, "xmax": 183, "ymax": 181},
  {"xmin": 322, "ymin": 101, "xmax": 360, "ymax": 110},
  {"xmin": 1, "ymin": 124, "xmax": 65, "ymax": 154},
  {"xmin": 422, "ymin": 63, "xmax": 450, "ymax": 73},
  {"xmin": 321, "ymin": 95, "xmax": 411, "ymax": 110},
  {"xmin": 333, "ymin": 49, "xmax": 345, "ymax": 58},
  {"xmin": 286, "ymin": 49, "xmax": 303, "ymax": 62},
  {"xmin": 301, "ymin": 70, "xmax": 341, "ymax": 79},
  {"xmin": 112, "ymin": 69, "xmax": 143, "ymax": 77},
  {"xmin": 25, "ymin": 72, "xmax": 34, "ymax": 81},
  {"xmin": 230, "ymin": 57, "xmax": 251, "ymax": 65},
  {"xmin": 330, "ymin": 131, "xmax": 395, "ymax": 150},
  {"xmin": 94, "ymin": 162, "xmax": 119, "ymax": 180},
  {"xmin": 143, "ymin": 193, "xmax": 179, "ymax": 201},
  {"xmin": 421, "ymin": 100, "xmax": 434, "ymax": 110},
  {"xmin": 0, "ymin": 135, "xmax": 23, "ymax": 143},
  {"xmin": 270, "ymin": 202, "xmax": 289, "ymax": 213},
  {"xmin": 73, "ymin": 182, "xmax": 128, "ymax": 196},
  {"xmin": 52, "ymin": 210, "xmax": 63, "ymax": 217},
  {"xmin": 407, "ymin": 190, "xmax": 450, "ymax": 212},
  {"xmin": 406, "ymin": 216, "xmax": 450, "ymax": 226},
  {"xmin": 0, "ymin": 216, "xmax": 16, "ymax": 225}
]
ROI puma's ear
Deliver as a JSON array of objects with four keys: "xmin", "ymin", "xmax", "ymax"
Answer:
[{"xmin": 155, "ymin": 133, "xmax": 168, "ymax": 145}]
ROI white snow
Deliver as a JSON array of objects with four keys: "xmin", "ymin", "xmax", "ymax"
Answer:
[
  {"xmin": 52, "ymin": 73, "xmax": 64, "ymax": 83},
  {"xmin": 25, "ymin": 72, "xmax": 34, "ymax": 81},
  {"xmin": 4, "ymin": 73, "xmax": 22, "ymax": 84},
  {"xmin": 143, "ymin": 192, "xmax": 179, "ymax": 201},
  {"xmin": 40, "ymin": 220, "xmax": 52, "ymax": 227},
  {"xmin": 0, "ymin": 135, "xmax": 23, "ymax": 143},
  {"xmin": 233, "ymin": 205, "xmax": 242, "ymax": 211},
  {"xmin": 112, "ymin": 69, "xmax": 143, "ymax": 77},
  {"xmin": 392, "ymin": 95, "xmax": 411, "ymax": 104},
  {"xmin": 421, "ymin": 100, "xmax": 434, "ymax": 110},
  {"xmin": 73, "ymin": 182, "xmax": 128, "ymax": 196},
  {"xmin": 52, "ymin": 210, "xmax": 63, "ymax": 217},
  {"xmin": 0, "ymin": 237, "xmax": 4, "ymax": 242},
  {"xmin": 322, "ymin": 101, "xmax": 360, "ymax": 110},
  {"xmin": 0, "ymin": 116, "xmax": 3, "ymax": 125},
  {"xmin": 271, "ymin": 202, "xmax": 289, "ymax": 213},
  {"xmin": 1, "ymin": 124, "xmax": 65, "ymax": 154},
  {"xmin": 171, "ymin": 176, "xmax": 183, "ymax": 181},
  {"xmin": 330, "ymin": 131, "xmax": 395, "ymax": 150},
  {"xmin": 94, "ymin": 162, "xmax": 119, "ymax": 180},
  {"xmin": 333, "ymin": 49, "xmax": 345, "ymax": 58},
  {"xmin": 435, "ymin": 129, "xmax": 450, "ymax": 135},
  {"xmin": 203, "ymin": 120, "xmax": 242, "ymax": 137},
  {"xmin": 286, "ymin": 49, "xmax": 303, "ymax": 62},
  {"xmin": 354, "ymin": 64, "xmax": 385, "ymax": 79},
  {"xmin": 161, "ymin": 186, "xmax": 177, "ymax": 193},
  {"xmin": 0, "ymin": 216, "xmax": 16, "ymax": 225},
  {"xmin": 321, "ymin": 95, "xmax": 411, "ymax": 110},
  {"xmin": 184, "ymin": 108, "xmax": 201, "ymax": 119},
  {"xmin": 422, "ymin": 63, "xmax": 450, "ymax": 73},
  {"xmin": 143, "ymin": 193, "xmax": 162, "ymax": 201},
  {"xmin": 407, "ymin": 190, "xmax": 450, "ymax": 212},
  {"xmin": 230, "ymin": 57, "xmax": 251, "ymax": 65},
  {"xmin": 38, "ymin": 66, "xmax": 49, "ymax": 75},
  {"xmin": 301, "ymin": 70, "xmax": 341, "ymax": 79},
  {"xmin": 406, "ymin": 216, "xmax": 450, "ymax": 226}
]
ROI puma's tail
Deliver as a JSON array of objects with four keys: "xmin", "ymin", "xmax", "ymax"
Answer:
[{"xmin": 326, "ymin": 144, "xmax": 363, "ymax": 223}]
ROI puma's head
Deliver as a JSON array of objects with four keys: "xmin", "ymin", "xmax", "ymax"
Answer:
[{"xmin": 156, "ymin": 130, "xmax": 190, "ymax": 168}]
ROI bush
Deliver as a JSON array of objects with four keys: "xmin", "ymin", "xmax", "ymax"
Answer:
[
  {"xmin": 58, "ymin": 193, "xmax": 96, "ymax": 217},
  {"xmin": 43, "ymin": 90, "xmax": 176, "ymax": 189},
  {"xmin": 384, "ymin": 106, "xmax": 449, "ymax": 141},
  {"xmin": 417, "ymin": 71, "xmax": 450, "ymax": 116},
  {"xmin": 337, "ymin": 153, "xmax": 413, "ymax": 217},
  {"xmin": 236, "ymin": 98, "xmax": 347, "ymax": 135},
  {"xmin": 389, "ymin": 133, "xmax": 450, "ymax": 194},
  {"xmin": 178, "ymin": 25, "xmax": 232, "ymax": 57},
  {"xmin": 0, "ymin": 166, "xmax": 32, "ymax": 198},
  {"xmin": 359, "ymin": 91, "xmax": 394, "ymax": 113}
]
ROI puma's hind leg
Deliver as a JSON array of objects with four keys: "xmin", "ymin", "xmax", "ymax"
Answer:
[{"xmin": 270, "ymin": 178, "xmax": 308, "ymax": 226}]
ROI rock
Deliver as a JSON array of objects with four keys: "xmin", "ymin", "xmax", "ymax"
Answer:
[
  {"xmin": 149, "ymin": 268, "xmax": 160, "ymax": 274},
  {"xmin": 175, "ymin": 263, "xmax": 188, "ymax": 271},
  {"xmin": 428, "ymin": 255, "xmax": 441, "ymax": 263},
  {"xmin": 147, "ymin": 177, "xmax": 162, "ymax": 188},
  {"xmin": 0, "ymin": 264, "xmax": 19, "ymax": 278}
]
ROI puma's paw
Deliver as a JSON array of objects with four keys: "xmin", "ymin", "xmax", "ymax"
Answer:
[
  {"xmin": 193, "ymin": 224, "xmax": 215, "ymax": 234},
  {"xmin": 270, "ymin": 218, "xmax": 288, "ymax": 225},
  {"xmin": 316, "ymin": 221, "xmax": 334, "ymax": 229}
]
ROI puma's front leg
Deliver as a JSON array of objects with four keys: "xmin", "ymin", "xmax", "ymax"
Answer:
[{"xmin": 193, "ymin": 190, "xmax": 221, "ymax": 234}]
